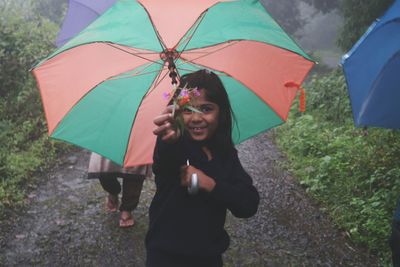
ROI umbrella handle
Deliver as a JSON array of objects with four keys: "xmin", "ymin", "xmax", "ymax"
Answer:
[
  {"xmin": 186, "ymin": 159, "xmax": 199, "ymax": 195},
  {"xmin": 187, "ymin": 173, "xmax": 199, "ymax": 195}
]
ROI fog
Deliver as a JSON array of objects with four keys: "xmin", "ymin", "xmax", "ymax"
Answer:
[{"xmin": 261, "ymin": 0, "xmax": 343, "ymax": 67}]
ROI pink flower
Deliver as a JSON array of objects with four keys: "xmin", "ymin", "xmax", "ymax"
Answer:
[
  {"xmin": 192, "ymin": 88, "xmax": 200, "ymax": 97},
  {"xmin": 180, "ymin": 89, "xmax": 189, "ymax": 97},
  {"xmin": 163, "ymin": 92, "xmax": 171, "ymax": 100}
]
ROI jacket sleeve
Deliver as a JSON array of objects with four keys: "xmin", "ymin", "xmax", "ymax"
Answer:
[{"xmin": 209, "ymin": 151, "xmax": 259, "ymax": 218}]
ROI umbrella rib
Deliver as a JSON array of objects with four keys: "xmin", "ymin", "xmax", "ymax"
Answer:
[
  {"xmin": 150, "ymin": 66, "xmax": 167, "ymax": 91},
  {"xmin": 136, "ymin": 1, "xmax": 167, "ymax": 51},
  {"xmin": 181, "ymin": 57, "xmax": 291, "ymax": 124},
  {"xmin": 175, "ymin": 66, "xmax": 208, "ymax": 73},
  {"xmin": 179, "ymin": 41, "xmax": 241, "ymax": 65},
  {"xmin": 167, "ymin": 12, "xmax": 207, "ymax": 82},
  {"xmin": 174, "ymin": 12, "xmax": 207, "ymax": 53},
  {"xmin": 173, "ymin": 0, "xmax": 228, "ymax": 53},
  {"xmin": 179, "ymin": 41, "xmax": 240, "ymax": 55},
  {"xmin": 107, "ymin": 62, "xmax": 166, "ymax": 81},
  {"xmin": 147, "ymin": 68, "xmax": 171, "ymax": 97},
  {"xmin": 174, "ymin": 61, "xmax": 230, "ymax": 76},
  {"xmin": 56, "ymin": 1, "xmax": 104, "ymax": 45},
  {"xmin": 179, "ymin": 61, "xmax": 230, "ymax": 77},
  {"xmin": 105, "ymin": 43, "xmax": 163, "ymax": 66},
  {"xmin": 179, "ymin": 39, "xmax": 312, "ymax": 71},
  {"xmin": 183, "ymin": 39, "xmax": 315, "ymax": 62},
  {"xmin": 69, "ymin": 0, "xmax": 103, "ymax": 16},
  {"xmin": 174, "ymin": 13, "xmax": 210, "ymax": 79},
  {"xmin": 121, "ymin": 63, "xmax": 166, "ymax": 164}
]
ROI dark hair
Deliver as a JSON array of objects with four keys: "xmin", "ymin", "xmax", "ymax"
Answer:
[{"xmin": 178, "ymin": 69, "xmax": 235, "ymax": 156}]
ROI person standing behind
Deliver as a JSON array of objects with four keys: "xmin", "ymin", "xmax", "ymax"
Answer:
[
  {"xmin": 146, "ymin": 70, "xmax": 260, "ymax": 267},
  {"xmin": 88, "ymin": 153, "xmax": 151, "ymax": 228}
]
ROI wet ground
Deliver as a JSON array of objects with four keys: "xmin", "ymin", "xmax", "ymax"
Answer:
[{"xmin": 0, "ymin": 132, "xmax": 378, "ymax": 266}]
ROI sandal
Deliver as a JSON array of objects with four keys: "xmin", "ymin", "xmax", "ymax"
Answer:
[
  {"xmin": 119, "ymin": 211, "xmax": 134, "ymax": 228},
  {"xmin": 106, "ymin": 194, "xmax": 119, "ymax": 212}
]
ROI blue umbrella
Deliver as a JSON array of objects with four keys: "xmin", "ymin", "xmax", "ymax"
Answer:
[
  {"xmin": 341, "ymin": 0, "xmax": 400, "ymax": 129},
  {"xmin": 56, "ymin": 0, "xmax": 117, "ymax": 47}
]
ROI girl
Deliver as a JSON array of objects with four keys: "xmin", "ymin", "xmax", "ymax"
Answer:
[{"xmin": 146, "ymin": 69, "xmax": 260, "ymax": 267}]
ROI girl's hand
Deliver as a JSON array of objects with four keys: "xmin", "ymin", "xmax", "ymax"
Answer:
[
  {"xmin": 180, "ymin": 165, "xmax": 216, "ymax": 192},
  {"xmin": 153, "ymin": 105, "xmax": 180, "ymax": 143}
]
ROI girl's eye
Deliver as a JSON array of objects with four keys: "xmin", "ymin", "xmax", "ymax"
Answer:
[
  {"xmin": 182, "ymin": 107, "xmax": 193, "ymax": 114},
  {"xmin": 182, "ymin": 104, "xmax": 215, "ymax": 115},
  {"xmin": 200, "ymin": 105, "xmax": 213, "ymax": 113}
]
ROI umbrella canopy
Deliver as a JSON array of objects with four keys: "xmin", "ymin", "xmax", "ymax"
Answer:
[
  {"xmin": 56, "ymin": 0, "xmax": 117, "ymax": 47},
  {"xmin": 32, "ymin": 0, "xmax": 314, "ymax": 167},
  {"xmin": 342, "ymin": 0, "xmax": 400, "ymax": 129}
]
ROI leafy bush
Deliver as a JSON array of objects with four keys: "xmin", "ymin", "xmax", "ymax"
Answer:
[
  {"xmin": 275, "ymin": 70, "xmax": 399, "ymax": 264},
  {"xmin": 0, "ymin": 2, "xmax": 71, "ymax": 214},
  {"xmin": 0, "ymin": 4, "xmax": 57, "ymax": 99}
]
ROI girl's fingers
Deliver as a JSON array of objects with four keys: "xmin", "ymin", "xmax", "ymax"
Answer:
[
  {"xmin": 153, "ymin": 122, "xmax": 172, "ymax": 135},
  {"xmin": 158, "ymin": 105, "xmax": 179, "ymax": 118},
  {"xmin": 153, "ymin": 113, "xmax": 173, "ymax": 126},
  {"xmin": 163, "ymin": 104, "xmax": 178, "ymax": 114},
  {"xmin": 153, "ymin": 105, "xmax": 181, "ymax": 140},
  {"xmin": 180, "ymin": 165, "xmax": 190, "ymax": 186},
  {"xmin": 153, "ymin": 104, "xmax": 179, "ymax": 126},
  {"xmin": 161, "ymin": 130, "xmax": 178, "ymax": 142}
]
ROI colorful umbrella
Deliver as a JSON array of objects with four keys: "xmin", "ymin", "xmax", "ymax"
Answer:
[
  {"xmin": 32, "ymin": 0, "xmax": 314, "ymax": 167},
  {"xmin": 341, "ymin": 0, "xmax": 400, "ymax": 129},
  {"xmin": 56, "ymin": 0, "xmax": 117, "ymax": 47}
]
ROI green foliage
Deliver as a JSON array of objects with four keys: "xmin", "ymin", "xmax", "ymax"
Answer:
[
  {"xmin": 0, "ymin": 2, "xmax": 70, "ymax": 214},
  {"xmin": 0, "ymin": 136, "xmax": 57, "ymax": 209},
  {"xmin": 338, "ymin": 0, "xmax": 394, "ymax": 51},
  {"xmin": 0, "ymin": 2, "xmax": 57, "ymax": 99},
  {"xmin": 31, "ymin": 0, "xmax": 67, "ymax": 25},
  {"xmin": 305, "ymin": 69, "xmax": 352, "ymax": 123},
  {"xmin": 275, "ymin": 70, "xmax": 399, "ymax": 264}
]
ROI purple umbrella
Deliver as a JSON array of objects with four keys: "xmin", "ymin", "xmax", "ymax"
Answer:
[{"xmin": 56, "ymin": 0, "xmax": 117, "ymax": 47}]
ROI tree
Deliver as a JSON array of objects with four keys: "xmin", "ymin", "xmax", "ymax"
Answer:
[
  {"xmin": 303, "ymin": 0, "xmax": 339, "ymax": 13},
  {"xmin": 338, "ymin": 0, "xmax": 394, "ymax": 51},
  {"xmin": 0, "ymin": 1, "xmax": 62, "ymax": 212},
  {"xmin": 31, "ymin": 0, "xmax": 66, "ymax": 25},
  {"xmin": 0, "ymin": 1, "xmax": 57, "ymax": 115},
  {"xmin": 261, "ymin": 0, "xmax": 340, "ymax": 35}
]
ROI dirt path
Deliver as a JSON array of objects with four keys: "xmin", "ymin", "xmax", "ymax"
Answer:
[{"xmin": 0, "ymin": 133, "xmax": 378, "ymax": 266}]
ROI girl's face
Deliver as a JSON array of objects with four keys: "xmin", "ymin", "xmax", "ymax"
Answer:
[{"xmin": 182, "ymin": 89, "xmax": 220, "ymax": 142}]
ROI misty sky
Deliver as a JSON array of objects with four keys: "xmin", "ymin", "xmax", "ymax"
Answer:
[{"xmin": 262, "ymin": 0, "xmax": 343, "ymax": 67}]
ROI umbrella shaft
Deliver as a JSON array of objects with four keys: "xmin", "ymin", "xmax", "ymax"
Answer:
[{"xmin": 160, "ymin": 49, "xmax": 179, "ymax": 85}]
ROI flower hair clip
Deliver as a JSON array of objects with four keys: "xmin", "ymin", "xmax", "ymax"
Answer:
[{"xmin": 163, "ymin": 84, "xmax": 202, "ymax": 133}]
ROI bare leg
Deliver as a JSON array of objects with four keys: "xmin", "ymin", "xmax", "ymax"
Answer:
[
  {"xmin": 119, "ymin": 176, "xmax": 144, "ymax": 228},
  {"xmin": 99, "ymin": 177, "xmax": 121, "ymax": 212}
]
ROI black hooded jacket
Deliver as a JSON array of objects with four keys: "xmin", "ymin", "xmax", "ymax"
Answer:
[{"xmin": 145, "ymin": 136, "xmax": 260, "ymax": 257}]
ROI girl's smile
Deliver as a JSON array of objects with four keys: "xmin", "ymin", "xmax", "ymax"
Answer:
[{"xmin": 182, "ymin": 89, "xmax": 219, "ymax": 142}]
